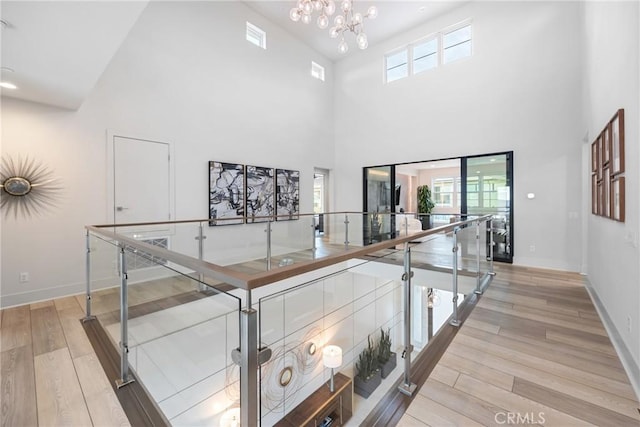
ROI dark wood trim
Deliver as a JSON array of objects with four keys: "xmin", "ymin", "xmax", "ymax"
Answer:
[
  {"xmin": 81, "ymin": 318, "xmax": 171, "ymax": 427},
  {"xmin": 362, "ymin": 292, "xmax": 481, "ymax": 426}
]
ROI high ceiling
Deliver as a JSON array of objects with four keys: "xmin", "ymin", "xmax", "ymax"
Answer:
[
  {"xmin": 0, "ymin": 1, "xmax": 465, "ymax": 110},
  {"xmin": 0, "ymin": 1, "xmax": 148, "ymax": 110},
  {"xmin": 245, "ymin": 1, "xmax": 467, "ymax": 61}
]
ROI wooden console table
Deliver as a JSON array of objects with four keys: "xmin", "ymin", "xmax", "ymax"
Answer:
[{"xmin": 275, "ymin": 373, "xmax": 352, "ymax": 427}]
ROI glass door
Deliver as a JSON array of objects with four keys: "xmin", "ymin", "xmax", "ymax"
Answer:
[
  {"xmin": 313, "ymin": 169, "xmax": 329, "ymax": 235},
  {"xmin": 462, "ymin": 152, "xmax": 513, "ymax": 263},
  {"xmin": 363, "ymin": 165, "xmax": 395, "ymax": 243}
]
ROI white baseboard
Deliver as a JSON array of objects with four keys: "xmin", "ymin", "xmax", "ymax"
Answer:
[
  {"xmin": 584, "ymin": 278, "xmax": 640, "ymax": 401},
  {"xmin": 0, "ymin": 277, "xmax": 120, "ymax": 310}
]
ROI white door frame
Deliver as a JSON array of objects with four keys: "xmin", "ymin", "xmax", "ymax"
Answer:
[{"xmin": 105, "ymin": 129, "xmax": 175, "ymax": 225}]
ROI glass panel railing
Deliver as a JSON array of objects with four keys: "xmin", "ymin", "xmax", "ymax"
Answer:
[
  {"xmin": 256, "ymin": 248, "xmax": 406, "ymax": 426},
  {"xmin": 202, "ymin": 219, "xmax": 268, "ymax": 272},
  {"xmin": 86, "ymin": 213, "xmax": 493, "ymax": 426},
  {"xmin": 322, "ymin": 213, "xmax": 365, "ymax": 248},
  {"xmin": 87, "ymin": 233, "xmax": 123, "ymax": 323},
  {"xmin": 270, "ymin": 215, "xmax": 315, "ymax": 267},
  {"xmin": 125, "ymin": 274, "xmax": 240, "ymax": 425},
  {"xmin": 89, "ymin": 231, "xmax": 242, "ymax": 426},
  {"xmin": 479, "ymin": 219, "xmax": 491, "ymax": 282}
]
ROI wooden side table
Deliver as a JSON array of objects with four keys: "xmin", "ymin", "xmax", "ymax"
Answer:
[{"xmin": 275, "ymin": 373, "xmax": 353, "ymax": 427}]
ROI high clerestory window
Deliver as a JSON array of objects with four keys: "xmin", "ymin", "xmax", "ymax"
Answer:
[
  {"xmin": 385, "ymin": 49, "xmax": 409, "ymax": 83},
  {"xmin": 311, "ymin": 61, "xmax": 325, "ymax": 81},
  {"xmin": 413, "ymin": 37, "xmax": 438, "ymax": 74},
  {"xmin": 246, "ymin": 22, "xmax": 266, "ymax": 49},
  {"xmin": 384, "ymin": 20, "xmax": 472, "ymax": 83},
  {"xmin": 443, "ymin": 23, "xmax": 472, "ymax": 64}
]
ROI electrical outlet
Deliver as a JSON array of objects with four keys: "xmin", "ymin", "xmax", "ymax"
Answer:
[
  {"xmin": 627, "ymin": 316, "xmax": 632, "ymax": 333},
  {"xmin": 19, "ymin": 272, "xmax": 30, "ymax": 283},
  {"xmin": 529, "ymin": 245, "xmax": 536, "ymax": 252}
]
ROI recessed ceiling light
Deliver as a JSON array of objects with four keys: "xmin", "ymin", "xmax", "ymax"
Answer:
[
  {"xmin": 490, "ymin": 158, "xmax": 496, "ymax": 162},
  {"xmin": 418, "ymin": 6, "xmax": 426, "ymax": 12},
  {"xmin": 0, "ymin": 82, "xmax": 18, "ymax": 90},
  {"xmin": 476, "ymin": 170, "xmax": 481, "ymax": 174}
]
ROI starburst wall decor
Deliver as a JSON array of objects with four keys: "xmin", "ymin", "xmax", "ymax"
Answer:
[{"xmin": 0, "ymin": 156, "xmax": 62, "ymax": 219}]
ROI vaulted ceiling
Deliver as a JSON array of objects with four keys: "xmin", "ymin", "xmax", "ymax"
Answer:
[{"xmin": 0, "ymin": 1, "xmax": 465, "ymax": 110}]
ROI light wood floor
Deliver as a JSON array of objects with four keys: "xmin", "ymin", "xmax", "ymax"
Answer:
[
  {"xmin": 398, "ymin": 265, "xmax": 640, "ymax": 427},
  {"xmin": 0, "ymin": 296, "xmax": 130, "ymax": 426},
  {"xmin": 2, "ymin": 265, "xmax": 639, "ymax": 426}
]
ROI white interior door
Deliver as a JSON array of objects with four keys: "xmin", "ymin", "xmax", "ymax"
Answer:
[{"xmin": 113, "ymin": 136, "xmax": 171, "ymax": 226}]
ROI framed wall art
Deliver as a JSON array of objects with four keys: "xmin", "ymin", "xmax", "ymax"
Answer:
[
  {"xmin": 591, "ymin": 174, "xmax": 598, "ymax": 215},
  {"xmin": 597, "ymin": 181, "xmax": 603, "ymax": 216},
  {"xmin": 591, "ymin": 108, "xmax": 625, "ymax": 222},
  {"xmin": 209, "ymin": 161, "xmax": 245, "ymax": 225},
  {"xmin": 602, "ymin": 124, "xmax": 611, "ymax": 166},
  {"xmin": 591, "ymin": 140, "xmax": 598, "ymax": 173},
  {"xmin": 276, "ymin": 169, "xmax": 300, "ymax": 220},
  {"xmin": 246, "ymin": 165, "xmax": 274, "ymax": 223},
  {"xmin": 603, "ymin": 167, "xmax": 610, "ymax": 218},
  {"xmin": 596, "ymin": 136, "xmax": 602, "ymax": 181},
  {"xmin": 611, "ymin": 109, "xmax": 625, "ymax": 175},
  {"xmin": 611, "ymin": 176, "xmax": 625, "ymax": 222}
]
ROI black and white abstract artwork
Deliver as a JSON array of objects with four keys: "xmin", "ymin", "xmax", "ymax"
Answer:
[
  {"xmin": 276, "ymin": 169, "xmax": 299, "ymax": 220},
  {"xmin": 209, "ymin": 161, "xmax": 244, "ymax": 225},
  {"xmin": 246, "ymin": 165, "xmax": 274, "ymax": 223}
]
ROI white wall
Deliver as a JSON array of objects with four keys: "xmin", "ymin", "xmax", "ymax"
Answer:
[
  {"xmin": 0, "ymin": 1, "xmax": 334, "ymax": 307},
  {"xmin": 582, "ymin": 0, "xmax": 639, "ymax": 394},
  {"xmin": 333, "ymin": 1, "xmax": 585, "ymax": 271}
]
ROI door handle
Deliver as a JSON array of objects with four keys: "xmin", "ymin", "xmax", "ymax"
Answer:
[{"xmin": 116, "ymin": 206, "xmax": 129, "ymax": 212}]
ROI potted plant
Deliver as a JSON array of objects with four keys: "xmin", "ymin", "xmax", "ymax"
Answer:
[
  {"xmin": 417, "ymin": 185, "xmax": 435, "ymax": 230},
  {"xmin": 354, "ymin": 336, "xmax": 381, "ymax": 398},
  {"xmin": 377, "ymin": 328, "xmax": 396, "ymax": 378}
]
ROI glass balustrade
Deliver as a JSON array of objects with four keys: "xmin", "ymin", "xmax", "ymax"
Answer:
[{"xmin": 85, "ymin": 211, "xmax": 493, "ymax": 426}]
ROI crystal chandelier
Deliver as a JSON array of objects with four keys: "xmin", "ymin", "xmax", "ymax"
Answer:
[{"xmin": 290, "ymin": 0, "xmax": 378, "ymax": 53}]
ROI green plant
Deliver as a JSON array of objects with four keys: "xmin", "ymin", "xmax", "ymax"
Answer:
[
  {"xmin": 417, "ymin": 185, "xmax": 435, "ymax": 214},
  {"xmin": 355, "ymin": 336, "xmax": 378, "ymax": 381},
  {"xmin": 377, "ymin": 328, "xmax": 392, "ymax": 364}
]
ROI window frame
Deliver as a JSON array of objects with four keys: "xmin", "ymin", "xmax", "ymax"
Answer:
[
  {"xmin": 246, "ymin": 21, "xmax": 266, "ymax": 49},
  {"xmin": 442, "ymin": 20, "xmax": 473, "ymax": 65},
  {"xmin": 411, "ymin": 34, "xmax": 439, "ymax": 75},
  {"xmin": 432, "ymin": 177, "xmax": 456, "ymax": 208},
  {"xmin": 384, "ymin": 46, "xmax": 410, "ymax": 83},
  {"xmin": 311, "ymin": 61, "xmax": 325, "ymax": 81},
  {"xmin": 383, "ymin": 19, "xmax": 473, "ymax": 83}
]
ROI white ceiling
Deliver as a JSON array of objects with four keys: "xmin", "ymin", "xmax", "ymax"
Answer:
[
  {"xmin": 0, "ymin": 1, "xmax": 148, "ymax": 110},
  {"xmin": 0, "ymin": 1, "xmax": 465, "ymax": 110},
  {"xmin": 246, "ymin": 1, "xmax": 467, "ymax": 61}
]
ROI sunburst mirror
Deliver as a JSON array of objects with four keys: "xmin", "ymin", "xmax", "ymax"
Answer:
[{"xmin": 0, "ymin": 156, "xmax": 61, "ymax": 218}]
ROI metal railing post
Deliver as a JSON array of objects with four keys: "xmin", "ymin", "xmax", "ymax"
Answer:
[
  {"xmin": 83, "ymin": 230, "xmax": 95, "ymax": 321},
  {"xmin": 196, "ymin": 223, "xmax": 207, "ymax": 291},
  {"xmin": 475, "ymin": 220, "xmax": 482, "ymax": 295},
  {"xmin": 266, "ymin": 219, "xmax": 272, "ymax": 270},
  {"xmin": 116, "ymin": 245, "xmax": 134, "ymax": 388},
  {"xmin": 344, "ymin": 214, "xmax": 350, "ymax": 249},
  {"xmin": 450, "ymin": 227, "xmax": 461, "ymax": 327},
  {"xmin": 240, "ymin": 290, "xmax": 258, "ymax": 426},
  {"xmin": 489, "ymin": 218, "xmax": 496, "ymax": 276},
  {"xmin": 404, "ymin": 216, "xmax": 408, "ymax": 236},
  {"xmin": 311, "ymin": 216, "xmax": 317, "ymax": 258},
  {"xmin": 398, "ymin": 242, "xmax": 417, "ymax": 396}
]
